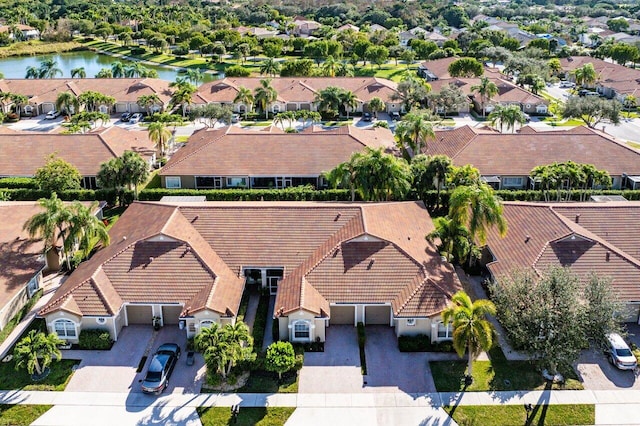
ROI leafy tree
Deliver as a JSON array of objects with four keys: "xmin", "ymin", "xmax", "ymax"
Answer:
[
  {"xmin": 65, "ymin": 201, "xmax": 110, "ymax": 260},
  {"xmin": 488, "ymin": 104, "xmax": 526, "ymax": 133},
  {"xmin": 34, "ymin": 155, "xmax": 81, "ymax": 192},
  {"xmin": 427, "ymin": 83, "xmax": 468, "ymax": 117},
  {"xmin": 607, "ymin": 18, "xmax": 630, "ymax": 32},
  {"xmin": 442, "ymin": 5, "xmax": 468, "ymax": 28},
  {"xmin": 13, "ymin": 330, "xmax": 63, "ymax": 378},
  {"xmin": 481, "ymin": 46, "xmax": 512, "ymax": 68},
  {"xmin": 583, "ymin": 274, "xmax": 624, "ymax": 349},
  {"xmin": 97, "ymin": 151, "xmax": 149, "ymax": 200},
  {"xmin": 400, "ymin": 49, "xmax": 416, "ymax": 67},
  {"xmin": 368, "ymin": 97, "xmax": 385, "ymax": 118},
  {"xmin": 561, "ymin": 97, "xmax": 621, "ymax": 129},
  {"xmin": 427, "ymin": 216, "xmax": 472, "ymax": 263},
  {"xmin": 448, "ymin": 57, "xmax": 483, "ymax": 78},
  {"xmin": 608, "ymin": 44, "xmax": 639, "ymax": 66},
  {"xmin": 224, "ymin": 65, "xmax": 251, "ymax": 77},
  {"xmin": 471, "ymin": 77, "xmax": 498, "ymax": 117},
  {"xmin": 395, "ymin": 111, "xmax": 435, "ymax": 161},
  {"xmin": 392, "ymin": 76, "xmax": 431, "ymax": 111},
  {"xmin": 280, "ymin": 59, "xmax": 314, "ymax": 77},
  {"xmin": 196, "ymin": 103, "xmax": 233, "ymax": 128},
  {"xmin": 304, "ymin": 40, "xmax": 329, "ymax": 65},
  {"xmin": 410, "ymin": 39, "xmax": 438, "ymax": 60},
  {"xmin": 148, "ymin": 122, "xmax": 173, "ymax": 157},
  {"xmin": 254, "ymin": 79, "xmax": 278, "ymax": 119},
  {"xmin": 365, "ymin": 45, "xmax": 389, "ymax": 69},
  {"xmin": 447, "ymin": 164, "xmax": 481, "ymax": 188},
  {"xmin": 265, "ymin": 341, "xmax": 296, "ymax": 380},
  {"xmin": 442, "ymin": 291, "xmax": 495, "ymax": 380}
]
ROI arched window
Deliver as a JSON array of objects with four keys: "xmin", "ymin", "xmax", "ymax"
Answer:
[
  {"xmin": 54, "ymin": 319, "xmax": 77, "ymax": 338},
  {"xmin": 200, "ymin": 320, "xmax": 215, "ymax": 329},
  {"xmin": 293, "ymin": 320, "xmax": 310, "ymax": 341}
]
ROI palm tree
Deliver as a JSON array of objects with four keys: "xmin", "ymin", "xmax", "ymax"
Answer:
[
  {"xmin": 233, "ymin": 86, "xmax": 254, "ymax": 120},
  {"xmin": 259, "ymin": 58, "xmax": 281, "ymax": 77},
  {"xmin": 315, "ymin": 86, "xmax": 343, "ymax": 118},
  {"xmin": 449, "ymin": 183, "xmax": 508, "ymax": 266},
  {"xmin": 71, "ymin": 67, "xmax": 86, "ymax": 79},
  {"xmin": 395, "ymin": 112, "xmax": 435, "ymax": 161},
  {"xmin": 254, "ymin": 79, "xmax": 278, "ymax": 119},
  {"xmin": 488, "ymin": 104, "xmax": 526, "ymax": 133},
  {"xmin": 322, "ymin": 55, "xmax": 339, "ymax": 77},
  {"xmin": 23, "ymin": 193, "xmax": 73, "ymax": 270},
  {"xmin": 571, "ymin": 63, "xmax": 597, "ymax": 88},
  {"xmin": 220, "ymin": 321, "xmax": 252, "ymax": 376},
  {"xmin": 148, "ymin": 122, "xmax": 173, "ymax": 157},
  {"xmin": 471, "ymin": 77, "xmax": 499, "ymax": 117},
  {"xmin": 194, "ymin": 322, "xmax": 222, "ymax": 351},
  {"xmin": 65, "ymin": 201, "xmax": 110, "ymax": 260},
  {"xmin": 273, "ymin": 111, "xmax": 297, "ymax": 131},
  {"xmin": 427, "ymin": 216, "xmax": 472, "ymax": 263},
  {"xmin": 169, "ymin": 82, "xmax": 196, "ymax": 117},
  {"xmin": 335, "ymin": 61, "xmax": 355, "ymax": 77},
  {"xmin": 368, "ymin": 97, "xmax": 386, "ymax": 119},
  {"xmin": 13, "ymin": 330, "xmax": 63, "ymax": 378},
  {"xmin": 25, "ymin": 66, "xmax": 39, "ymax": 79},
  {"xmin": 55, "ymin": 91, "xmax": 78, "ymax": 116},
  {"xmin": 339, "ymin": 89, "xmax": 358, "ymax": 119},
  {"xmin": 323, "ymin": 158, "xmax": 359, "ymax": 201},
  {"xmin": 38, "ymin": 58, "xmax": 62, "ymax": 79},
  {"xmin": 137, "ymin": 94, "xmax": 162, "ymax": 116},
  {"xmin": 441, "ymin": 291, "xmax": 496, "ymax": 381},
  {"xmin": 111, "ymin": 61, "xmax": 126, "ymax": 78},
  {"xmin": 426, "ymin": 154, "xmax": 453, "ymax": 208},
  {"xmin": 185, "ymin": 68, "xmax": 204, "ymax": 85}
]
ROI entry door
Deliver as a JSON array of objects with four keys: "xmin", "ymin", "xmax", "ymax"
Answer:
[{"xmin": 267, "ymin": 276, "xmax": 280, "ymax": 295}]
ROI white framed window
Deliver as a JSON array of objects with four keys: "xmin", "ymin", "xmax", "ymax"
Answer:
[
  {"xmin": 200, "ymin": 320, "xmax": 215, "ymax": 329},
  {"xmin": 293, "ymin": 321, "xmax": 310, "ymax": 340},
  {"xmin": 226, "ymin": 177, "xmax": 247, "ymax": 187},
  {"xmin": 27, "ymin": 276, "xmax": 39, "ymax": 297},
  {"xmin": 54, "ymin": 319, "xmax": 77, "ymax": 338},
  {"xmin": 165, "ymin": 176, "xmax": 181, "ymax": 189},
  {"xmin": 437, "ymin": 322, "xmax": 452, "ymax": 339},
  {"xmin": 502, "ymin": 177, "xmax": 524, "ymax": 188},
  {"xmin": 406, "ymin": 318, "xmax": 416, "ymax": 326}
]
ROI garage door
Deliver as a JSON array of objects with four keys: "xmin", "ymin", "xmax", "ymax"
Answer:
[
  {"xmin": 365, "ymin": 305, "xmax": 390, "ymax": 325},
  {"xmin": 127, "ymin": 305, "xmax": 152, "ymax": 325},
  {"xmin": 162, "ymin": 305, "xmax": 182, "ymax": 325},
  {"xmin": 330, "ymin": 305, "xmax": 355, "ymax": 325}
]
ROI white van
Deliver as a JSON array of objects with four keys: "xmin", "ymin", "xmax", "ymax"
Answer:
[{"xmin": 606, "ymin": 333, "xmax": 637, "ymax": 370}]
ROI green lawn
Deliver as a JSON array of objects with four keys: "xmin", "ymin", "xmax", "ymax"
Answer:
[
  {"xmin": 430, "ymin": 348, "xmax": 583, "ymax": 392},
  {"xmin": 237, "ymin": 370, "xmax": 298, "ymax": 393},
  {"xmin": 0, "ymin": 404, "xmax": 52, "ymax": 426},
  {"xmin": 627, "ymin": 141, "xmax": 640, "ymax": 150},
  {"xmin": 445, "ymin": 404, "xmax": 594, "ymax": 426},
  {"xmin": 102, "ymin": 206, "xmax": 127, "ymax": 230},
  {"xmin": 0, "ymin": 290, "xmax": 42, "ymax": 346},
  {"xmin": 0, "ymin": 359, "xmax": 79, "ymax": 391},
  {"xmin": 198, "ymin": 407, "xmax": 295, "ymax": 426},
  {"xmin": 0, "ymin": 41, "xmax": 83, "ymax": 58},
  {"xmin": 541, "ymin": 118, "xmax": 584, "ymax": 126}
]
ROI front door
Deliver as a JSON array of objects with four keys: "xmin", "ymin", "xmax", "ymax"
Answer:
[{"xmin": 267, "ymin": 276, "xmax": 280, "ymax": 295}]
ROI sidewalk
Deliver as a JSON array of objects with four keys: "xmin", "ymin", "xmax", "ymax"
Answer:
[{"xmin": 0, "ymin": 272, "xmax": 66, "ymax": 360}]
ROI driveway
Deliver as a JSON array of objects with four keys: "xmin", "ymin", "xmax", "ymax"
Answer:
[
  {"xmin": 577, "ymin": 323, "xmax": 640, "ymax": 390},
  {"xmin": 64, "ymin": 325, "xmax": 205, "ymax": 394}
]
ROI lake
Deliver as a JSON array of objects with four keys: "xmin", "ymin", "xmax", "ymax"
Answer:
[{"xmin": 0, "ymin": 51, "xmax": 219, "ymax": 82}]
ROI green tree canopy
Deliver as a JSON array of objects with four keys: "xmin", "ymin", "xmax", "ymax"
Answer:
[
  {"xmin": 265, "ymin": 341, "xmax": 296, "ymax": 380},
  {"xmin": 34, "ymin": 155, "xmax": 81, "ymax": 192}
]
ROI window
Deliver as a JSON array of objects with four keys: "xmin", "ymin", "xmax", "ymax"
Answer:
[
  {"xmin": 226, "ymin": 177, "xmax": 247, "ymax": 187},
  {"xmin": 27, "ymin": 276, "xmax": 39, "ymax": 297},
  {"xmin": 200, "ymin": 320, "xmax": 215, "ymax": 329},
  {"xmin": 502, "ymin": 177, "xmax": 524, "ymax": 188},
  {"xmin": 54, "ymin": 319, "xmax": 77, "ymax": 338},
  {"xmin": 82, "ymin": 176, "xmax": 97, "ymax": 189},
  {"xmin": 165, "ymin": 177, "xmax": 181, "ymax": 189},
  {"xmin": 406, "ymin": 318, "xmax": 416, "ymax": 326},
  {"xmin": 294, "ymin": 321, "xmax": 310, "ymax": 339},
  {"xmin": 437, "ymin": 322, "xmax": 452, "ymax": 339},
  {"xmin": 196, "ymin": 176, "xmax": 223, "ymax": 189}
]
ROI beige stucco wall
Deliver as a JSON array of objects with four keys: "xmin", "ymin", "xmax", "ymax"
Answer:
[
  {"xmin": 45, "ymin": 311, "xmax": 83, "ymax": 344},
  {"xmin": 0, "ymin": 286, "xmax": 29, "ymax": 331},
  {"xmin": 280, "ymin": 310, "xmax": 326, "ymax": 343},
  {"xmin": 394, "ymin": 317, "xmax": 433, "ymax": 337}
]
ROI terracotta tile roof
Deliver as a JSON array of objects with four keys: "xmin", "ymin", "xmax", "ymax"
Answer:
[
  {"xmin": 560, "ymin": 56, "xmax": 640, "ymax": 96},
  {"xmin": 418, "ymin": 58, "xmax": 461, "ymax": 79},
  {"xmin": 42, "ymin": 201, "xmax": 460, "ymax": 320},
  {"xmin": 0, "ymin": 78, "xmax": 173, "ymax": 105},
  {"xmin": 428, "ymin": 77, "xmax": 547, "ymax": 106},
  {"xmin": 160, "ymin": 125, "xmax": 394, "ymax": 177},
  {"xmin": 485, "ymin": 201, "xmax": 640, "ymax": 302},
  {"xmin": 427, "ymin": 125, "xmax": 640, "ymax": 177},
  {"xmin": 194, "ymin": 77, "xmax": 399, "ymax": 105},
  {"xmin": 0, "ymin": 127, "xmax": 154, "ymax": 177}
]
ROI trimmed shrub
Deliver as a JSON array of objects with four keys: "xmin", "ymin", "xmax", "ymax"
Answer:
[
  {"xmin": 78, "ymin": 329, "xmax": 113, "ymax": 350},
  {"xmin": 0, "ymin": 177, "xmax": 38, "ymax": 189},
  {"xmin": 139, "ymin": 187, "xmax": 351, "ymax": 201},
  {"xmin": 0, "ymin": 188, "xmax": 134, "ymax": 205},
  {"xmin": 398, "ymin": 334, "xmax": 431, "ymax": 352},
  {"xmin": 225, "ymin": 65, "xmax": 251, "ymax": 77},
  {"xmin": 130, "ymin": 47, "xmax": 147, "ymax": 55}
]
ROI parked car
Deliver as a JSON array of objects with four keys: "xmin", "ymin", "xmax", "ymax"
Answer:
[
  {"xmin": 231, "ymin": 113, "xmax": 240, "ymax": 123},
  {"xmin": 585, "ymin": 91, "xmax": 600, "ymax": 97},
  {"xmin": 578, "ymin": 89, "xmax": 590, "ymax": 97},
  {"xmin": 129, "ymin": 113, "xmax": 143, "ymax": 124},
  {"xmin": 141, "ymin": 343, "xmax": 181, "ymax": 394},
  {"xmin": 523, "ymin": 113, "xmax": 531, "ymax": 123},
  {"xmin": 390, "ymin": 112, "xmax": 401, "ymax": 121},
  {"xmin": 363, "ymin": 112, "xmax": 373, "ymax": 122},
  {"xmin": 559, "ymin": 81, "xmax": 575, "ymax": 88},
  {"xmin": 120, "ymin": 112, "xmax": 131, "ymax": 122},
  {"xmin": 606, "ymin": 333, "xmax": 637, "ymax": 371},
  {"xmin": 45, "ymin": 110, "xmax": 61, "ymax": 120}
]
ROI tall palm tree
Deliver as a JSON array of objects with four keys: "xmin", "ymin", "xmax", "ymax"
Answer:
[
  {"xmin": 323, "ymin": 157, "xmax": 360, "ymax": 201},
  {"xmin": 13, "ymin": 330, "xmax": 63, "ymax": 377},
  {"xmin": 339, "ymin": 89, "xmax": 358, "ymax": 119},
  {"xmin": 148, "ymin": 122, "xmax": 173, "ymax": 157},
  {"xmin": 322, "ymin": 55, "xmax": 339, "ymax": 77},
  {"xmin": 23, "ymin": 193, "xmax": 73, "ymax": 270},
  {"xmin": 185, "ymin": 68, "xmax": 204, "ymax": 85},
  {"xmin": 70, "ymin": 67, "xmax": 86, "ymax": 79},
  {"xmin": 571, "ymin": 63, "xmax": 597, "ymax": 88},
  {"xmin": 38, "ymin": 58, "xmax": 62, "ymax": 79},
  {"xmin": 25, "ymin": 66, "xmax": 39, "ymax": 79},
  {"xmin": 395, "ymin": 112, "xmax": 435, "ymax": 161},
  {"xmin": 488, "ymin": 104, "xmax": 526, "ymax": 133},
  {"xmin": 169, "ymin": 82, "xmax": 196, "ymax": 117},
  {"xmin": 137, "ymin": 94, "xmax": 162, "ymax": 116},
  {"xmin": 259, "ymin": 58, "xmax": 281, "ymax": 77},
  {"xmin": 233, "ymin": 86, "xmax": 254, "ymax": 119},
  {"xmin": 471, "ymin": 76, "xmax": 499, "ymax": 117},
  {"xmin": 55, "ymin": 91, "xmax": 78, "ymax": 116},
  {"xmin": 449, "ymin": 183, "xmax": 508, "ymax": 265},
  {"xmin": 111, "ymin": 61, "xmax": 126, "ymax": 78},
  {"xmin": 368, "ymin": 97, "xmax": 386, "ymax": 119},
  {"xmin": 426, "ymin": 154, "xmax": 453, "ymax": 208},
  {"xmin": 426, "ymin": 216, "xmax": 472, "ymax": 263},
  {"xmin": 315, "ymin": 86, "xmax": 343, "ymax": 117},
  {"xmin": 441, "ymin": 291, "xmax": 496, "ymax": 380},
  {"xmin": 254, "ymin": 79, "xmax": 278, "ymax": 119},
  {"xmin": 65, "ymin": 201, "xmax": 110, "ymax": 260}
]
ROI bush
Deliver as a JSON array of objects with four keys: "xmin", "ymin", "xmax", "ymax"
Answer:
[
  {"xmin": 357, "ymin": 322, "xmax": 366, "ymax": 347},
  {"xmin": 78, "ymin": 329, "xmax": 113, "ymax": 350},
  {"xmin": 398, "ymin": 334, "xmax": 431, "ymax": 352},
  {"xmin": 225, "ymin": 65, "xmax": 251, "ymax": 77},
  {"xmin": 130, "ymin": 47, "xmax": 147, "ymax": 55},
  {"xmin": 0, "ymin": 177, "xmax": 37, "ymax": 189},
  {"xmin": 139, "ymin": 187, "xmax": 351, "ymax": 201},
  {"xmin": 0, "ymin": 188, "xmax": 134, "ymax": 205}
]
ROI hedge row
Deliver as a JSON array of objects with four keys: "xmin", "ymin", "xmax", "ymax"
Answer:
[
  {"xmin": 0, "ymin": 188, "xmax": 134, "ymax": 205},
  {"xmin": 398, "ymin": 334, "xmax": 455, "ymax": 352},
  {"xmin": 78, "ymin": 329, "xmax": 113, "ymax": 350},
  {"xmin": 138, "ymin": 187, "xmax": 352, "ymax": 201},
  {"xmin": 0, "ymin": 177, "xmax": 38, "ymax": 189}
]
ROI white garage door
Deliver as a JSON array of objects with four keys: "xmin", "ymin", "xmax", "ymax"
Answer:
[
  {"xmin": 162, "ymin": 305, "xmax": 182, "ymax": 325},
  {"xmin": 330, "ymin": 305, "xmax": 355, "ymax": 325},
  {"xmin": 127, "ymin": 305, "xmax": 152, "ymax": 325}
]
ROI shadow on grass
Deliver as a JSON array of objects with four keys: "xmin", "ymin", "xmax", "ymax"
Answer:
[
  {"xmin": 197, "ymin": 406, "xmax": 295, "ymax": 426},
  {"xmin": 525, "ymin": 381, "xmax": 552, "ymax": 426},
  {"xmin": 237, "ymin": 369, "xmax": 298, "ymax": 393}
]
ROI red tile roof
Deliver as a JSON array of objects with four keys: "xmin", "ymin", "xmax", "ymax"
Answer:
[
  {"xmin": 160, "ymin": 125, "xmax": 394, "ymax": 177},
  {"xmin": 560, "ymin": 56, "xmax": 640, "ymax": 96},
  {"xmin": 41, "ymin": 201, "xmax": 461, "ymax": 320},
  {"xmin": 484, "ymin": 201, "xmax": 640, "ymax": 302},
  {"xmin": 427, "ymin": 125, "xmax": 640, "ymax": 177}
]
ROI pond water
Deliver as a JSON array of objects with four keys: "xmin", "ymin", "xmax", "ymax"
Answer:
[{"xmin": 0, "ymin": 50, "xmax": 219, "ymax": 82}]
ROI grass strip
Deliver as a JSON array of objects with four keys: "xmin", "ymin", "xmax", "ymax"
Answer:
[
  {"xmin": 136, "ymin": 356, "xmax": 147, "ymax": 373},
  {"xmin": 198, "ymin": 407, "xmax": 295, "ymax": 426},
  {"xmin": 445, "ymin": 404, "xmax": 594, "ymax": 426},
  {"xmin": 0, "ymin": 404, "xmax": 53, "ymax": 426}
]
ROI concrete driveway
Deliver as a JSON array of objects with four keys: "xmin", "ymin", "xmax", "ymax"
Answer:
[
  {"xmin": 577, "ymin": 323, "xmax": 640, "ymax": 390},
  {"xmin": 64, "ymin": 325, "xmax": 205, "ymax": 394}
]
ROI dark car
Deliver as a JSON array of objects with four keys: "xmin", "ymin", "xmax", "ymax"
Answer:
[
  {"xmin": 141, "ymin": 343, "xmax": 181, "ymax": 394},
  {"xmin": 363, "ymin": 112, "xmax": 373, "ymax": 122},
  {"xmin": 390, "ymin": 112, "xmax": 400, "ymax": 121},
  {"xmin": 121, "ymin": 112, "xmax": 131, "ymax": 122}
]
